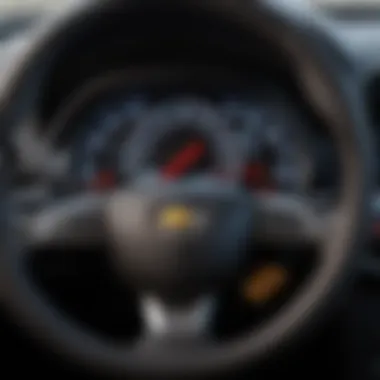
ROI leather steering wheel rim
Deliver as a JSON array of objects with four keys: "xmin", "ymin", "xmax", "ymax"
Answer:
[{"xmin": 0, "ymin": 0, "xmax": 374, "ymax": 377}]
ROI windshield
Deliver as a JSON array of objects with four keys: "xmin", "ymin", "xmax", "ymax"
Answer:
[
  {"xmin": 0, "ymin": 0, "xmax": 65, "ymax": 14},
  {"xmin": 0, "ymin": 0, "xmax": 373, "ymax": 14}
]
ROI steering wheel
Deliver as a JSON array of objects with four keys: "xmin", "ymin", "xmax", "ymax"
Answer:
[{"xmin": 0, "ymin": 0, "xmax": 373, "ymax": 378}]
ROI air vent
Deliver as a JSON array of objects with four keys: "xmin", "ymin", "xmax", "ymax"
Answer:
[
  {"xmin": 359, "ymin": 78, "xmax": 380, "ymax": 279},
  {"xmin": 365, "ymin": 76, "xmax": 380, "ymax": 184},
  {"xmin": 367, "ymin": 74, "xmax": 380, "ymax": 135}
]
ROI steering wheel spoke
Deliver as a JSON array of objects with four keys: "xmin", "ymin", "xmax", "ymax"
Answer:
[
  {"xmin": 17, "ymin": 194, "xmax": 110, "ymax": 250},
  {"xmin": 139, "ymin": 296, "xmax": 216, "ymax": 346},
  {"xmin": 254, "ymin": 194, "xmax": 336, "ymax": 247}
]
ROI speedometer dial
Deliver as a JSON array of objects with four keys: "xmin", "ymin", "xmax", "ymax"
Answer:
[{"xmin": 122, "ymin": 100, "xmax": 243, "ymax": 182}]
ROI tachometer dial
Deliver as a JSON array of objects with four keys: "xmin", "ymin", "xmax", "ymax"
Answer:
[
  {"xmin": 221, "ymin": 97, "xmax": 313, "ymax": 193},
  {"xmin": 243, "ymin": 140, "xmax": 312, "ymax": 192}
]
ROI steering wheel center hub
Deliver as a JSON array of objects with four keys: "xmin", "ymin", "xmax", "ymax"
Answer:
[{"xmin": 106, "ymin": 177, "xmax": 254, "ymax": 302}]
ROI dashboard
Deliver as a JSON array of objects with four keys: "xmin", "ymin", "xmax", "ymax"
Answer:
[
  {"xmin": 0, "ymin": 7, "xmax": 345, "ymax": 209},
  {"xmin": 0, "ymin": 7, "xmax": 376, "ymax": 242},
  {"xmin": 0, "ymin": 4, "xmax": 375, "ymax": 244}
]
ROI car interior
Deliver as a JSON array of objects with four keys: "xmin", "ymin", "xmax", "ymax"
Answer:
[{"xmin": 1, "ymin": 0, "xmax": 380, "ymax": 379}]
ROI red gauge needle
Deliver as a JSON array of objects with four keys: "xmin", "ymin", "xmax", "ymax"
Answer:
[{"xmin": 162, "ymin": 140, "xmax": 206, "ymax": 179}]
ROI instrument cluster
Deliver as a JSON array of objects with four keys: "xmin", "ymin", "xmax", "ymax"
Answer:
[{"xmin": 37, "ymin": 79, "xmax": 336, "ymax": 197}]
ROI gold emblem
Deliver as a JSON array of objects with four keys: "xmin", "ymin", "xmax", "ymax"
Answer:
[{"xmin": 158, "ymin": 205, "xmax": 196, "ymax": 230}]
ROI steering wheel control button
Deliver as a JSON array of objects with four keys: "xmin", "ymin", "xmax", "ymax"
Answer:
[
  {"xmin": 242, "ymin": 264, "xmax": 289, "ymax": 305},
  {"xmin": 140, "ymin": 296, "xmax": 215, "ymax": 339}
]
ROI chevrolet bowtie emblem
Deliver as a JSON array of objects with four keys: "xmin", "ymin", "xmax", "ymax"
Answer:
[{"xmin": 158, "ymin": 205, "xmax": 197, "ymax": 230}]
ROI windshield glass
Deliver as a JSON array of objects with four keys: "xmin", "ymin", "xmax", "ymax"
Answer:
[
  {"xmin": 0, "ymin": 0, "xmax": 64, "ymax": 14},
  {"xmin": 0, "ymin": 0, "xmax": 372, "ymax": 14}
]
